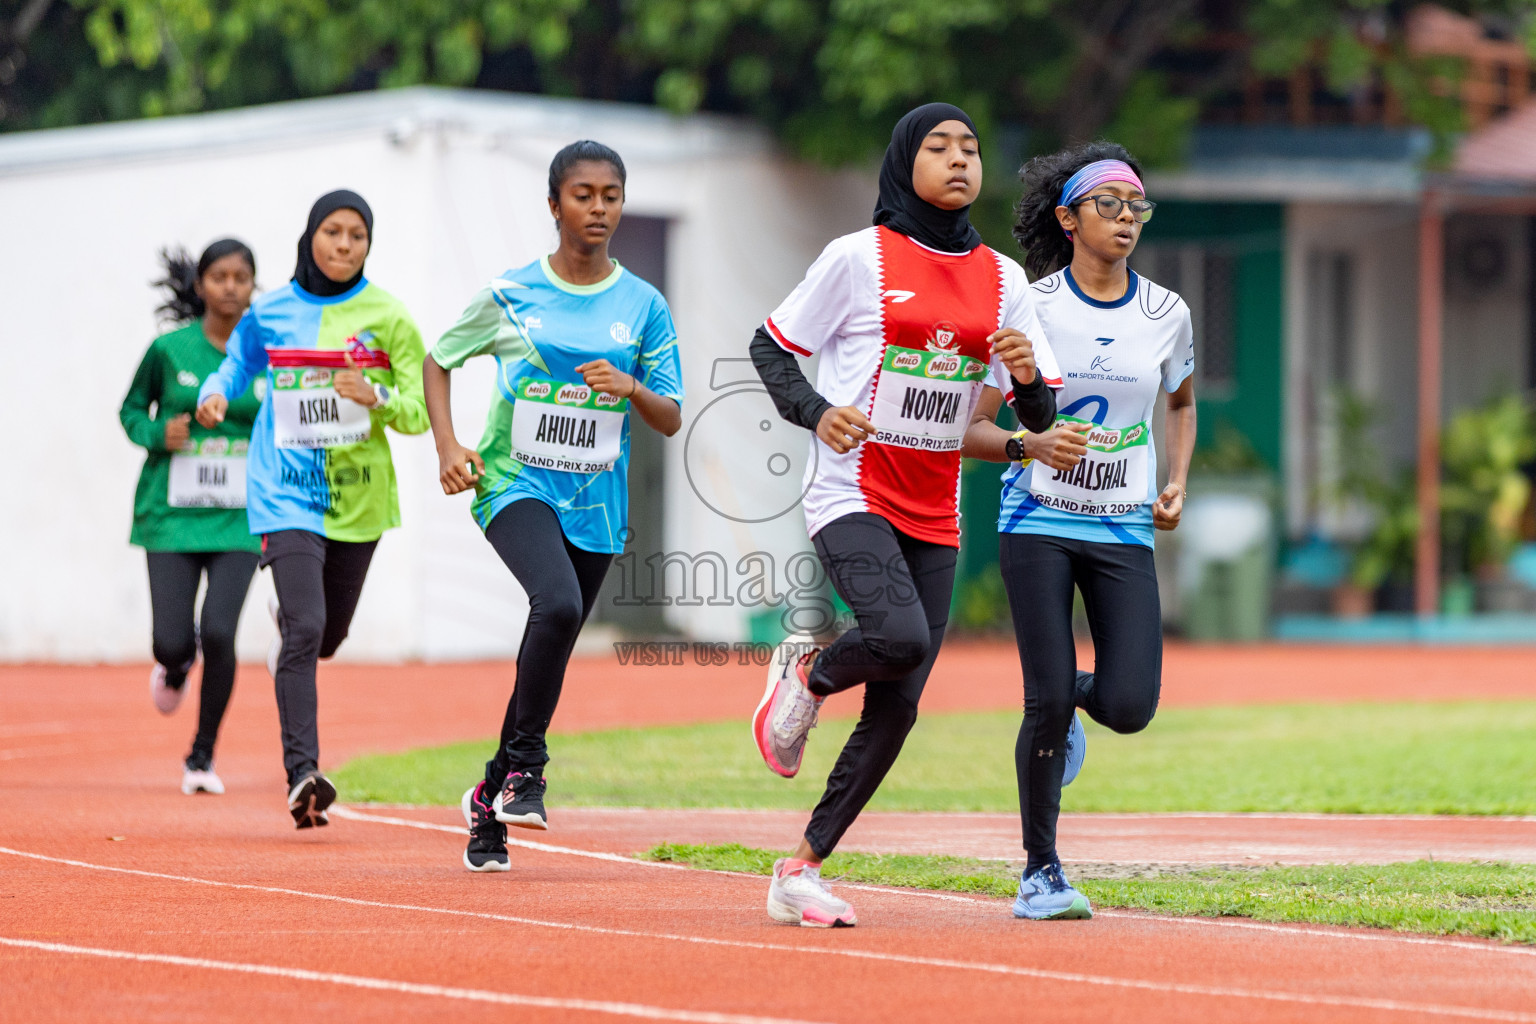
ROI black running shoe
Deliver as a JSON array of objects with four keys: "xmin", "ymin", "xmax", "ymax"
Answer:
[
  {"xmin": 287, "ymin": 772, "xmax": 336, "ymax": 829},
  {"xmin": 461, "ymin": 781, "xmax": 510, "ymax": 872},
  {"xmin": 493, "ymin": 771, "xmax": 548, "ymax": 830}
]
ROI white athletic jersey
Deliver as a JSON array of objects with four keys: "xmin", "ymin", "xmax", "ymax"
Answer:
[
  {"xmin": 995, "ymin": 267, "xmax": 1194, "ymax": 547},
  {"xmin": 765, "ymin": 225, "xmax": 1063, "ymax": 546}
]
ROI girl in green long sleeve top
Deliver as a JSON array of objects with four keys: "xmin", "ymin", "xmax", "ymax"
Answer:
[{"xmin": 119, "ymin": 240, "xmax": 262, "ymax": 797}]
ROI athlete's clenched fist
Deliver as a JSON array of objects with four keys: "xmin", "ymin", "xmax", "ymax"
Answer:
[
  {"xmin": 817, "ymin": 405, "xmax": 874, "ymax": 455},
  {"xmin": 988, "ymin": 328, "xmax": 1037, "ymax": 385}
]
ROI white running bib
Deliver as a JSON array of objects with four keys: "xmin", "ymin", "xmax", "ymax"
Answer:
[
  {"xmin": 168, "ymin": 437, "xmax": 248, "ymax": 509},
  {"xmin": 868, "ymin": 346, "xmax": 987, "ymax": 452},
  {"xmin": 1029, "ymin": 415, "xmax": 1151, "ymax": 517},
  {"xmin": 270, "ymin": 367, "xmax": 371, "ymax": 450},
  {"xmin": 510, "ymin": 378, "xmax": 628, "ymax": 474}
]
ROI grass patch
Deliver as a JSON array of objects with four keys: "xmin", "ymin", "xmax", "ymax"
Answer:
[
  {"xmin": 643, "ymin": 843, "xmax": 1536, "ymax": 944},
  {"xmin": 333, "ymin": 701, "xmax": 1536, "ymax": 816}
]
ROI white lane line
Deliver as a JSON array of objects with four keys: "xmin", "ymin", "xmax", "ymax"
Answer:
[
  {"xmin": 0, "ymin": 936, "xmax": 825, "ymax": 1024},
  {"xmin": 336, "ymin": 805, "xmax": 1536, "ymax": 958},
  {"xmin": 6, "ymin": 843, "xmax": 1535, "ymax": 1022},
  {"xmin": 330, "ymin": 806, "xmax": 980, "ymax": 904}
]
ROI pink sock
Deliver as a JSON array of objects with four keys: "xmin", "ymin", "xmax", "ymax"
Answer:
[{"xmin": 781, "ymin": 857, "xmax": 819, "ymax": 876}]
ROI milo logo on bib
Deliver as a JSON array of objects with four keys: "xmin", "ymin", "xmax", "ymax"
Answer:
[
  {"xmin": 511, "ymin": 376, "xmax": 629, "ymax": 474},
  {"xmin": 1029, "ymin": 413, "xmax": 1152, "ymax": 517},
  {"xmin": 869, "ymin": 346, "xmax": 986, "ymax": 452},
  {"xmin": 168, "ymin": 436, "xmax": 249, "ymax": 508}
]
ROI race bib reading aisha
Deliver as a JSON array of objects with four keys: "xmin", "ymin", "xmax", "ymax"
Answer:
[
  {"xmin": 1029, "ymin": 415, "xmax": 1151, "ymax": 517},
  {"xmin": 869, "ymin": 346, "xmax": 988, "ymax": 452},
  {"xmin": 168, "ymin": 437, "xmax": 248, "ymax": 508},
  {"xmin": 270, "ymin": 367, "xmax": 372, "ymax": 450},
  {"xmin": 510, "ymin": 378, "xmax": 628, "ymax": 473}
]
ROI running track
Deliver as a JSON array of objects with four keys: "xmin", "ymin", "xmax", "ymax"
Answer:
[{"xmin": 5, "ymin": 642, "xmax": 1536, "ymax": 1022}]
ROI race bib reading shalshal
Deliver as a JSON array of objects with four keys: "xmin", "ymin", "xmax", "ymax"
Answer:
[
  {"xmin": 869, "ymin": 346, "xmax": 988, "ymax": 452},
  {"xmin": 510, "ymin": 378, "xmax": 628, "ymax": 473},
  {"xmin": 1029, "ymin": 414, "xmax": 1151, "ymax": 517}
]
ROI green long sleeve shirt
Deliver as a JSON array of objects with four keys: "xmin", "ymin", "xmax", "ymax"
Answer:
[{"xmin": 120, "ymin": 321, "xmax": 263, "ymax": 552}]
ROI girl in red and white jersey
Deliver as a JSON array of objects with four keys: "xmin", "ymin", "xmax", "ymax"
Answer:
[{"xmin": 748, "ymin": 102, "xmax": 1062, "ymax": 927}]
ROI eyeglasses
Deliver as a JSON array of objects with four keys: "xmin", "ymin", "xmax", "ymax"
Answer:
[{"xmin": 1075, "ymin": 195, "xmax": 1156, "ymax": 223}]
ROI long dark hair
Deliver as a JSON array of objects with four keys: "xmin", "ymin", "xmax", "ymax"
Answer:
[
  {"xmin": 547, "ymin": 140, "xmax": 627, "ymax": 201},
  {"xmin": 1013, "ymin": 141, "xmax": 1142, "ymax": 280},
  {"xmin": 154, "ymin": 238, "xmax": 256, "ymax": 323}
]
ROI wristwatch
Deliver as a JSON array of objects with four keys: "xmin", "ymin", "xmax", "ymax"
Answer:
[
  {"xmin": 1004, "ymin": 430, "xmax": 1032, "ymax": 465},
  {"xmin": 372, "ymin": 383, "xmax": 392, "ymax": 408}
]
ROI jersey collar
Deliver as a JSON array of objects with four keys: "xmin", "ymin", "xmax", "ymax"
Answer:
[
  {"xmin": 1064, "ymin": 266, "xmax": 1137, "ymax": 309},
  {"xmin": 540, "ymin": 256, "xmax": 625, "ymax": 296}
]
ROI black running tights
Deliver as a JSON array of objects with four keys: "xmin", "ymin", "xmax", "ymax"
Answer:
[
  {"xmin": 145, "ymin": 550, "xmax": 259, "ymax": 765},
  {"xmin": 265, "ymin": 530, "xmax": 377, "ymax": 787},
  {"xmin": 1000, "ymin": 532, "xmax": 1162, "ymax": 868},
  {"xmin": 802, "ymin": 512, "xmax": 956, "ymax": 860},
  {"xmin": 483, "ymin": 499, "xmax": 613, "ymax": 789}
]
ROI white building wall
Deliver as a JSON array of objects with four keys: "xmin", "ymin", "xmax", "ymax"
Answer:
[{"xmin": 0, "ymin": 88, "xmax": 871, "ymax": 662}]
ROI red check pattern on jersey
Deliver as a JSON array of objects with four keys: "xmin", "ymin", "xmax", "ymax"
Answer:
[{"xmin": 859, "ymin": 226, "xmax": 1003, "ymax": 544}]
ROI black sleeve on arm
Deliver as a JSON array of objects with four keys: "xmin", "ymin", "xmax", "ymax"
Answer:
[
  {"xmin": 1009, "ymin": 374, "xmax": 1057, "ymax": 434},
  {"xmin": 750, "ymin": 326, "xmax": 832, "ymax": 433}
]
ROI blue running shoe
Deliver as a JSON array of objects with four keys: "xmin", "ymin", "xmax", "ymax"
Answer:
[
  {"xmin": 1013, "ymin": 859, "xmax": 1092, "ymax": 920},
  {"xmin": 1061, "ymin": 712, "xmax": 1086, "ymax": 787}
]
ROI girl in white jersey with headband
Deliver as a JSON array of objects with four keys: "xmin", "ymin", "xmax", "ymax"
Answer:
[
  {"xmin": 749, "ymin": 102, "xmax": 1063, "ymax": 928},
  {"xmin": 965, "ymin": 142, "xmax": 1197, "ymax": 920}
]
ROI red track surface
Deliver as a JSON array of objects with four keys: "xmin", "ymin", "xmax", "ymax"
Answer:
[{"xmin": 5, "ymin": 642, "xmax": 1536, "ymax": 1022}]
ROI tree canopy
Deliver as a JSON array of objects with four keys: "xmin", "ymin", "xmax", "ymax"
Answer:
[{"xmin": 1, "ymin": 0, "xmax": 1529, "ymax": 170}]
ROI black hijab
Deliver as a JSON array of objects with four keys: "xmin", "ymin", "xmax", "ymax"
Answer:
[
  {"xmin": 872, "ymin": 103, "xmax": 983, "ymax": 254},
  {"xmin": 292, "ymin": 189, "xmax": 374, "ymax": 297}
]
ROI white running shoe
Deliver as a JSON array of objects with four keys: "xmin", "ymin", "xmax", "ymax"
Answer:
[
  {"xmin": 266, "ymin": 596, "xmax": 281, "ymax": 679},
  {"xmin": 181, "ymin": 766, "xmax": 225, "ymax": 795},
  {"xmin": 767, "ymin": 858, "xmax": 857, "ymax": 928},
  {"xmin": 150, "ymin": 659, "xmax": 193, "ymax": 715},
  {"xmin": 752, "ymin": 632, "xmax": 823, "ymax": 778}
]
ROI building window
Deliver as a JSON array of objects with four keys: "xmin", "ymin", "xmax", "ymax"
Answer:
[{"xmin": 1133, "ymin": 243, "xmax": 1236, "ymax": 395}]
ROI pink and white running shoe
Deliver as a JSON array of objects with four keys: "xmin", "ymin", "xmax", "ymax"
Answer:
[
  {"xmin": 752, "ymin": 633, "xmax": 823, "ymax": 778},
  {"xmin": 767, "ymin": 858, "xmax": 857, "ymax": 928}
]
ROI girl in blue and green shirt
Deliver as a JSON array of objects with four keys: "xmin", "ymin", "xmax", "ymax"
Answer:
[
  {"xmin": 424, "ymin": 141, "xmax": 685, "ymax": 872},
  {"xmin": 198, "ymin": 190, "xmax": 429, "ymax": 829}
]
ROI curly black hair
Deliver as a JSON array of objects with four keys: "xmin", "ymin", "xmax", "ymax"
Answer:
[
  {"xmin": 1013, "ymin": 141, "xmax": 1142, "ymax": 281},
  {"xmin": 153, "ymin": 239, "xmax": 255, "ymax": 324}
]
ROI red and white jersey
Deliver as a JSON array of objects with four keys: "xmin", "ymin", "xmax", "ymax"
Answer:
[{"xmin": 765, "ymin": 225, "xmax": 1063, "ymax": 546}]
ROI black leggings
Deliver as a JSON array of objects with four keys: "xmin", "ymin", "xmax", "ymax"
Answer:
[
  {"xmin": 1001, "ymin": 532, "xmax": 1162, "ymax": 866},
  {"xmin": 483, "ymin": 499, "xmax": 613, "ymax": 788},
  {"xmin": 802, "ymin": 512, "xmax": 956, "ymax": 860},
  {"xmin": 264, "ymin": 530, "xmax": 377, "ymax": 786},
  {"xmin": 145, "ymin": 550, "xmax": 259, "ymax": 765}
]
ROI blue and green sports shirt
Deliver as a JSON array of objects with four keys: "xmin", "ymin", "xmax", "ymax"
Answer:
[{"xmin": 431, "ymin": 257, "xmax": 684, "ymax": 554}]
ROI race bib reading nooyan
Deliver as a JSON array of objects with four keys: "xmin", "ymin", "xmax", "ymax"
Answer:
[
  {"xmin": 870, "ymin": 347, "xmax": 988, "ymax": 451},
  {"xmin": 510, "ymin": 378, "xmax": 628, "ymax": 473},
  {"xmin": 168, "ymin": 437, "xmax": 248, "ymax": 508},
  {"xmin": 270, "ymin": 367, "xmax": 372, "ymax": 450},
  {"xmin": 1029, "ymin": 415, "xmax": 1151, "ymax": 517}
]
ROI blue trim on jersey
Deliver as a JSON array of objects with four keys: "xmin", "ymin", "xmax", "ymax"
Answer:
[
  {"xmin": 1064, "ymin": 267, "xmax": 1139, "ymax": 309},
  {"xmin": 291, "ymin": 278, "xmax": 370, "ymax": 306}
]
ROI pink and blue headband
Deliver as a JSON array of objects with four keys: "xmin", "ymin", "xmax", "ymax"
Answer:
[{"xmin": 1058, "ymin": 159, "xmax": 1144, "ymax": 238}]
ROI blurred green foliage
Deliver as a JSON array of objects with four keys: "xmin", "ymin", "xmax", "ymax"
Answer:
[
  {"xmin": 1441, "ymin": 393, "xmax": 1536, "ymax": 575},
  {"xmin": 1, "ymin": 0, "xmax": 1529, "ymax": 169}
]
